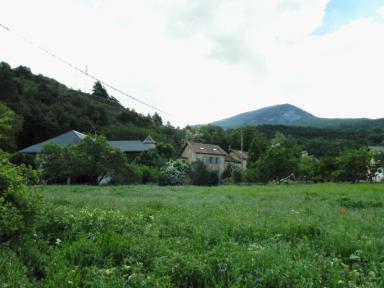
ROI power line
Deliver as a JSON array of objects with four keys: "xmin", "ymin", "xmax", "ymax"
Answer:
[{"xmin": 0, "ymin": 22, "xmax": 169, "ymax": 115}]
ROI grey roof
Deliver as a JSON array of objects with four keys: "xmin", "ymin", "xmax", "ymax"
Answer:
[
  {"xmin": 19, "ymin": 130, "xmax": 156, "ymax": 153},
  {"xmin": 369, "ymin": 146, "xmax": 384, "ymax": 153},
  {"xmin": 108, "ymin": 141, "xmax": 155, "ymax": 152},
  {"xmin": 19, "ymin": 130, "xmax": 86, "ymax": 153},
  {"xmin": 225, "ymin": 154, "xmax": 241, "ymax": 163},
  {"xmin": 182, "ymin": 142, "xmax": 228, "ymax": 156},
  {"xmin": 229, "ymin": 149, "xmax": 248, "ymax": 161}
]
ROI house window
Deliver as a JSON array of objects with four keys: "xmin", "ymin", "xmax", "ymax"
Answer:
[
  {"xmin": 203, "ymin": 156, "xmax": 207, "ymax": 163},
  {"xmin": 216, "ymin": 157, "xmax": 220, "ymax": 164},
  {"xmin": 209, "ymin": 156, "xmax": 214, "ymax": 164}
]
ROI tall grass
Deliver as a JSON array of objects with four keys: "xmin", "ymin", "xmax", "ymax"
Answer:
[{"xmin": 2, "ymin": 184, "xmax": 384, "ymax": 287}]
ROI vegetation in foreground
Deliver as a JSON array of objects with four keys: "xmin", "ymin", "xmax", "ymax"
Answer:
[{"xmin": 2, "ymin": 180, "xmax": 384, "ymax": 287}]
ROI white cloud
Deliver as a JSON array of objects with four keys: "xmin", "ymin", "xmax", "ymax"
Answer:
[
  {"xmin": 378, "ymin": 4, "xmax": 384, "ymax": 17},
  {"xmin": 1, "ymin": 0, "xmax": 383, "ymax": 127}
]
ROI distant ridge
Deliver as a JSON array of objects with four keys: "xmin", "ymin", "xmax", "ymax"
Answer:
[{"xmin": 211, "ymin": 104, "xmax": 384, "ymax": 129}]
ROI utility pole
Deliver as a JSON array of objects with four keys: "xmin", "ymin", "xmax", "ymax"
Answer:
[{"xmin": 240, "ymin": 128, "xmax": 243, "ymax": 169}]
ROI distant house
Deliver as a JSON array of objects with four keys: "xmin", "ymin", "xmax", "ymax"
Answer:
[
  {"xmin": 228, "ymin": 149, "xmax": 248, "ymax": 170},
  {"xmin": 19, "ymin": 130, "xmax": 156, "ymax": 154},
  {"xmin": 179, "ymin": 142, "xmax": 227, "ymax": 175},
  {"xmin": 178, "ymin": 142, "xmax": 247, "ymax": 176}
]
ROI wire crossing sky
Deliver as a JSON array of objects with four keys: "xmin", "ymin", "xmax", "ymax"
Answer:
[
  {"xmin": 1, "ymin": 0, "xmax": 384, "ymax": 127},
  {"xmin": 0, "ymin": 22, "xmax": 169, "ymax": 116}
]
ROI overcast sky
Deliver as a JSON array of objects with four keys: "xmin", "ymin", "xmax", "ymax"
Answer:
[{"xmin": 1, "ymin": 0, "xmax": 384, "ymax": 127}]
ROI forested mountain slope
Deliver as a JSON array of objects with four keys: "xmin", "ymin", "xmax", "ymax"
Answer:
[
  {"xmin": 212, "ymin": 104, "xmax": 384, "ymax": 129},
  {"xmin": 0, "ymin": 62, "xmax": 182, "ymax": 151}
]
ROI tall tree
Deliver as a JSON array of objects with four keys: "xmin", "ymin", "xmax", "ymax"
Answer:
[
  {"xmin": 248, "ymin": 131, "xmax": 269, "ymax": 164},
  {"xmin": 152, "ymin": 112, "xmax": 163, "ymax": 125},
  {"xmin": 0, "ymin": 102, "xmax": 22, "ymax": 151},
  {"xmin": 334, "ymin": 148, "xmax": 371, "ymax": 183},
  {"xmin": 92, "ymin": 81, "xmax": 109, "ymax": 99}
]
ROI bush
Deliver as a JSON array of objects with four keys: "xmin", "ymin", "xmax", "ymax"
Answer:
[
  {"xmin": 141, "ymin": 165, "xmax": 159, "ymax": 184},
  {"xmin": 0, "ymin": 155, "xmax": 42, "ymax": 244},
  {"xmin": 189, "ymin": 160, "xmax": 219, "ymax": 186},
  {"xmin": 254, "ymin": 146, "xmax": 300, "ymax": 183},
  {"xmin": 232, "ymin": 169, "xmax": 243, "ymax": 184},
  {"xmin": 18, "ymin": 164, "xmax": 43, "ymax": 185},
  {"xmin": 134, "ymin": 148, "xmax": 162, "ymax": 168},
  {"xmin": 159, "ymin": 160, "xmax": 190, "ymax": 186},
  {"xmin": 10, "ymin": 152, "xmax": 37, "ymax": 169},
  {"xmin": 38, "ymin": 135, "xmax": 127, "ymax": 184},
  {"xmin": 333, "ymin": 148, "xmax": 370, "ymax": 183},
  {"xmin": 111, "ymin": 163, "xmax": 160, "ymax": 185},
  {"xmin": 222, "ymin": 163, "xmax": 242, "ymax": 184}
]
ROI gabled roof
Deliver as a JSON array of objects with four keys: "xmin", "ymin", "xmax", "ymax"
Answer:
[
  {"xmin": 19, "ymin": 131, "xmax": 157, "ymax": 154},
  {"xmin": 229, "ymin": 149, "xmax": 248, "ymax": 161},
  {"xmin": 19, "ymin": 130, "xmax": 86, "ymax": 153},
  {"xmin": 182, "ymin": 142, "xmax": 227, "ymax": 156},
  {"xmin": 143, "ymin": 135, "xmax": 156, "ymax": 144},
  {"xmin": 108, "ymin": 141, "xmax": 155, "ymax": 152}
]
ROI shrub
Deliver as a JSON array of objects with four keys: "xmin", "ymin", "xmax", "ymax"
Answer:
[
  {"xmin": 333, "ymin": 148, "xmax": 370, "ymax": 183},
  {"xmin": 134, "ymin": 148, "xmax": 162, "ymax": 168},
  {"xmin": 254, "ymin": 146, "xmax": 300, "ymax": 183},
  {"xmin": 159, "ymin": 160, "xmax": 190, "ymax": 186},
  {"xmin": 232, "ymin": 169, "xmax": 243, "ymax": 184},
  {"xmin": 222, "ymin": 163, "xmax": 242, "ymax": 184},
  {"xmin": 38, "ymin": 135, "xmax": 127, "ymax": 184},
  {"xmin": 10, "ymin": 152, "xmax": 37, "ymax": 169},
  {"xmin": 0, "ymin": 155, "xmax": 42, "ymax": 244},
  {"xmin": 141, "ymin": 165, "xmax": 159, "ymax": 184},
  {"xmin": 189, "ymin": 160, "xmax": 219, "ymax": 186},
  {"xmin": 18, "ymin": 164, "xmax": 43, "ymax": 185},
  {"xmin": 110, "ymin": 163, "xmax": 160, "ymax": 185}
]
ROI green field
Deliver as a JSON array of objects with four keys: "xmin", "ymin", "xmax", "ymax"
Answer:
[{"xmin": 3, "ymin": 184, "xmax": 384, "ymax": 287}]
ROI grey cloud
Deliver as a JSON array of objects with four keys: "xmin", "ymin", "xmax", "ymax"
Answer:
[
  {"xmin": 166, "ymin": 0, "xmax": 220, "ymax": 38},
  {"xmin": 164, "ymin": 0, "xmax": 266, "ymax": 77},
  {"xmin": 209, "ymin": 33, "xmax": 266, "ymax": 77}
]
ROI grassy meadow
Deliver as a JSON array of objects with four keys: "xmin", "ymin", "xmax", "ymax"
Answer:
[{"xmin": 3, "ymin": 184, "xmax": 384, "ymax": 287}]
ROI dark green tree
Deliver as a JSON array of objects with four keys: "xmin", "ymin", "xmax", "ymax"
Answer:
[
  {"xmin": 134, "ymin": 148, "xmax": 162, "ymax": 168},
  {"xmin": 255, "ymin": 145, "xmax": 301, "ymax": 183},
  {"xmin": 189, "ymin": 160, "xmax": 219, "ymax": 186},
  {"xmin": 75, "ymin": 135, "xmax": 126, "ymax": 184},
  {"xmin": 0, "ymin": 102, "xmax": 23, "ymax": 151},
  {"xmin": 298, "ymin": 156, "xmax": 318, "ymax": 182},
  {"xmin": 333, "ymin": 148, "xmax": 370, "ymax": 183},
  {"xmin": 152, "ymin": 112, "xmax": 163, "ymax": 125},
  {"xmin": 39, "ymin": 135, "xmax": 126, "ymax": 184},
  {"xmin": 0, "ymin": 154, "xmax": 42, "ymax": 244},
  {"xmin": 248, "ymin": 131, "xmax": 269, "ymax": 164},
  {"xmin": 92, "ymin": 81, "xmax": 109, "ymax": 99},
  {"xmin": 156, "ymin": 142, "xmax": 175, "ymax": 159}
]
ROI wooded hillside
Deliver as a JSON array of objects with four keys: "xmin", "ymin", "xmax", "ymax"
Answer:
[{"xmin": 0, "ymin": 62, "xmax": 183, "ymax": 151}]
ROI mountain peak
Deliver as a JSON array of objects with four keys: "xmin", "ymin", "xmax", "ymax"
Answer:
[
  {"xmin": 210, "ymin": 104, "xmax": 383, "ymax": 129},
  {"xmin": 212, "ymin": 104, "xmax": 316, "ymax": 129}
]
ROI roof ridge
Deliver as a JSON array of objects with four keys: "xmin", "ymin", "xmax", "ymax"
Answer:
[{"xmin": 71, "ymin": 130, "xmax": 87, "ymax": 139}]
